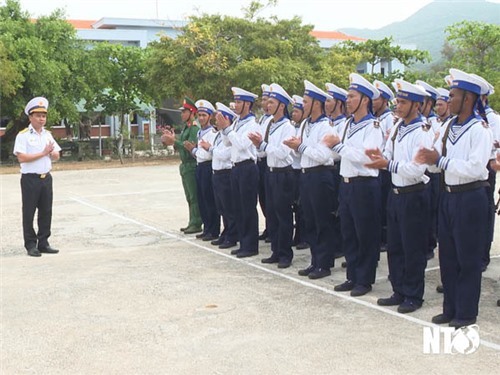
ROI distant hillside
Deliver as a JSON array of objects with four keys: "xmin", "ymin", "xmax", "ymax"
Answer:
[{"xmin": 340, "ymin": 0, "xmax": 500, "ymax": 64}]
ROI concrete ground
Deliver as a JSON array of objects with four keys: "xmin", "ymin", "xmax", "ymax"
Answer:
[{"xmin": 1, "ymin": 164, "xmax": 499, "ymax": 374}]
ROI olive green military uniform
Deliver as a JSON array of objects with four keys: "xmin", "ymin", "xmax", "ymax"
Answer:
[{"xmin": 175, "ymin": 119, "xmax": 202, "ymax": 231}]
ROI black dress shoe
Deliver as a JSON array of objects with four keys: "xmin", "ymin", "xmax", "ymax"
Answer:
[
  {"xmin": 397, "ymin": 300, "xmax": 421, "ymax": 314},
  {"xmin": 261, "ymin": 256, "xmax": 279, "ymax": 264},
  {"xmin": 377, "ymin": 293, "xmax": 404, "ymax": 306},
  {"xmin": 211, "ymin": 238, "xmax": 224, "ymax": 246},
  {"xmin": 196, "ymin": 233, "xmax": 206, "ymax": 239},
  {"xmin": 236, "ymin": 250, "xmax": 258, "ymax": 258},
  {"xmin": 295, "ymin": 242, "xmax": 309, "ymax": 250},
  {"xmin": 449, "ymin": 318, "xmax": 476, "ymax": 328},
  {"xmin": 350, "ymin": 284, "xmax": 372, "ymax": 297},
  {"xmin": 334, "ymin": 280, "xmax": 354, "ymax": 292},
  {"xmin": 436, "ymin": 285, "xmax": 444, "ymax": 293},
  {"xmin": 308, "ymin": 268, "xmax": 331, "ymax": 280},
  {"xmin": 27, "ymin": 248, "xmax": 41, "ymax": 257},
  {"xmin": 341, "ymin": 261, "xmax": 347, "ymax": 268},
  {"xmin": 431, "ymin": 313, "xmax": 453, "ymax": 325},
  {"xmin": 38, "ymin": 246, "xmax": 59, "ymax": 254},
  {"xmin": 258, "ymin": 230, "xmax": 268, "ymax": 240},
  {"xmin": 184, "ymin": 227, "xmax": 203, "ymax": 234},
  {"xmin": 298, "ymin": 264, "xmax": 315, "ymax": 276},
  {"xmin": 277, "ymin": 261, "xmax": 291, "ymax": 269},
  {"xmin": 202, "ymin": 235, "xmax": 218, "ymax": 242},
  {"xmin": 230, "ymin": 248, "xmax": 240, "ymax": 255},
  {"xmin": 219, "ymin": 242, "xmax": 237, "ymax": 249}
]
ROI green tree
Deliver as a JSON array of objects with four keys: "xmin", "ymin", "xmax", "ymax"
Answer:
[
  {"xmin": 443, "ymin": 21, "xmax": 500, "ymax": 108},
  {"xmin": 146, "ymin": 13, "xmax": 325, "ymax": 110}
]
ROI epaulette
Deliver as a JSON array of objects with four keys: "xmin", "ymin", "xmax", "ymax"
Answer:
[
  {"xmin": 373, "ymin": 120, "xmax": 380, "ymax": 129},
  {"xmin": 19, "ymin": 128, "xmax": 29, "ymax": 134}
]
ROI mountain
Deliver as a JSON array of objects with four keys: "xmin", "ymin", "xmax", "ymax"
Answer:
[{"xmin": 339, "ymin": 0, "xmax": 500, "ymax": 64}]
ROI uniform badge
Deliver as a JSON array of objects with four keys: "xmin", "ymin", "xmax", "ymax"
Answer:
[{"xmin": 373, "ymin": 120, "xmax": 380, "ymax": 129}]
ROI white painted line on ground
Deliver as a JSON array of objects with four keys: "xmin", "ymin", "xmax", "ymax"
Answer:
[{"xmin": 71, "ymin": 196, "xmax": 500, "ymax": 352}]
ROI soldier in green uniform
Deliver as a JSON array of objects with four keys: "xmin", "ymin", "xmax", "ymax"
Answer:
[{"xmin": 161, "ymin": 97, "xmax": 202, "ymax": 234}]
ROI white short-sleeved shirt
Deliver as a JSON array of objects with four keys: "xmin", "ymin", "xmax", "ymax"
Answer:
[{"xmin": 13, "ymin": 124, "xmax": 61, "ymax": 174}]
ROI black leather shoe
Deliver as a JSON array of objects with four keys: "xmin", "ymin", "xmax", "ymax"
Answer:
[
  {"xmin": 431, "ymin": 313, "xmax": 453, "ymax": 325},
  {"xmin": 308, "ymin": 268, "xmax": 331, "ymax": 280},
  {"xmin": 211, "ymin": 238, "xmax": 224, "ymax": 246},
  {"xmin": 27, "ymin": 248, "xmax": 41, "ymax": 257},
  {"xmin": 277, "ymin": 261, "xmax": 291, "ymax": 269},
  {"xmin": 261, "ymin": 256, "xmax": 279, "ymax": 264},
  {"xmin": 377, "ymin": 293, "xmax": 404, "ymax": 306},
  {"xmin": 184, "ymin": 227, "xmax": 203, "ymax": 234},
  {"xmin": 449, "ymin": 318, "xmax": 476, "ymax": 328},
  {"xmin": 350, "ymin": 284, "xmax": 372, "ymax": 297},
  {"xmin": 341, "ymin": 261, "xmax": 347, "ymax": 268},
  {"xmin": 38, "ymin": 246, "xmax": 59, "ymax": 254},
  {"xmin": 397, "ymin": 300, "xmax": 421, "ymax": 314},
  {"xmin": 334, "ymin": 280, "xmax": 354, "ymax": 292},
  {"xmin": 230, "ymin": 248, "xmax": 240, "ymax": 255},
  {"xmin": 219, "ymin": 242, "xmax": 237, "ymax": 249},
  {"xmin": 202, "ymin": 235, "xmax": 218, "ymax": 242},
  {"xmin": 295, "ymin": 242, "xmax": 309, "ymax": 250},
  {"xmin": 236, "ymin": 250, "xmax": 258, "ymax": 258},
  {"xmin": 436, "ymin": 285, "xmax": 444, "ymax": 293},
  {"xmin": 298, "ymin": 264, "xmax": 315, "ymax": 276},
  {"xmin": 258, "ymin": 230, "xmax": 268, "ymax": 241},
  {"xmin": 196, "ymin": 233, "xmax": 206, "ymax": 239}
]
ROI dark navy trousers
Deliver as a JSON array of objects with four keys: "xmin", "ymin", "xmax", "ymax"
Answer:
[
  {"xmin": 212, "ymin": 170, "xmax": 238, "ymax": 244},
  {"xmin": 484, "ymin": 163, "xmax": 496, "ymax": 268},
  {"xmin": 339, "ymin": 177, "xmax": 381, "ymax": 286},
  {"xmin": 380, "ymin": 170, "xmax": 391, "ymax": 247},
  {"xmin": 265, "ymin": 169, "xmax": 295, "ymax": 263},
  {"xmin": 300, "ymin": 169, "xmax": 337, "ymax": 269},
  {"xmin": 231, "ymin": 162, "xmax": 259, "ymax": 253},
  {"xmin": 196, "ymin": 162, "xmax": 220, "ymax": 237},
  {"xmin": 257, "ymin": 158, "xmax": 268, "ymax": 233},
  {"xmin": 386, "ymin": 187, "xmax": 430, "ymax": 304},
  {"xmin": 291, "ymin": 169, "xmax": 306, "ymax": 244},
  {"xmin": 438, "ymin": 187, "xmax": 488, "ymax": 320},
  {"xmin": 427, "ymin": 172, "xmax": 441, "ymax": 253},
  {"xmin": 330, "ymin": 166, "xmax": 342, "ymax": 257},
  {"xmin": 21, "ymin": 173, "xmax": 53, "ymax": 250}
]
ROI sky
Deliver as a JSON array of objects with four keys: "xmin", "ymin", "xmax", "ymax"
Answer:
[{"xmin": 10, "ymin": 0, "xmax": 500, "ymax": 30}]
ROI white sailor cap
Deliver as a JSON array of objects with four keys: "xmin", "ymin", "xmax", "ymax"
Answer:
[
  {"xmin": 195, "ymin": 99, "xmax": 215, "ymax": 115},
  {"xmin": 216, "ymin": 102, "xmax": 237, "ymax": 121},
  {"xmin": 470, "ymin": 73, "xmax": 495, "ymax": 96},
  {"xmin": 304, "ymin": 80, "xmax": 332, "ymax": 103},
  {"xmin": 392, "ymin": 79, "xmax": 429, "ymax": 103},
  {"xmin": 231, "ymin": 87, "xmax": 258, "ymax": 102},
  {"xmin": 325, "ymin": 82, "xmax": 348, "ymax": 102},
  {"xmin": 448, "ymin": 68, "xmax": 488, "ymax": 96},
  {"xmin": 373, "ymin": 80, "xmax": 395, "ymax": 101},
  {"xmin": 436, "ymin": 88, "xmax": 450, "ymax": 102},
  {"xmin": 261, "ymin": 84, "xmax": 271, "ymax": 97},
  {"xmin": 292, "ymin": 95, "xmax": 304, "ymax": 110},
  {"xmin": 415, "ymin": 80, "xmax": 439, "ymax": 101},
  {"xmin": 25, "ymin": 97, "xmax": 48, "ymax": 116},
  {"xmin": 348, "ymin": 73, "xmax": 380, "ymax": 100},
  {"xmin": 269, "ymin": 83, "xmax": 293, "ymax": 105}
]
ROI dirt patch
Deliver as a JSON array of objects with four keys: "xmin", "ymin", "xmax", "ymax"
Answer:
[{"xmin": 0, "ymin": 156, "xmax": 180, "ymax": 175}]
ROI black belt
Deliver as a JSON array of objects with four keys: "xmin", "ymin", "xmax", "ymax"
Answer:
[
  {"xmin": 392, "ymin": 182, "xmax": 426, "ymax": 195},
  {"xmin": 444, "ymin": 180, "xmax": 489, "ymax": 193},
  {"xmin": 234, "ymin": 159, "xmax": 255, "ymax": 167},
  {"xmin": 23, "ymin": 172, "xmax": 50, "ymax": 179},
  {"xmin": 301, "ymin": 165, "xmax": 336, "ymax": 174},
  {"xmin": 342, "ymin": 176, "xmax": 376, "ymax": 183},
  {"xmin": 213, "ymin": 169, "xmax": 231, "ymax": 175},
  {"xmin": 268, "ymin": 166, "xmax": 293, "ymax": 173},
  {"xmin": 197, "ymin": 160, "xmax": 211, "ymax": 166}
]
